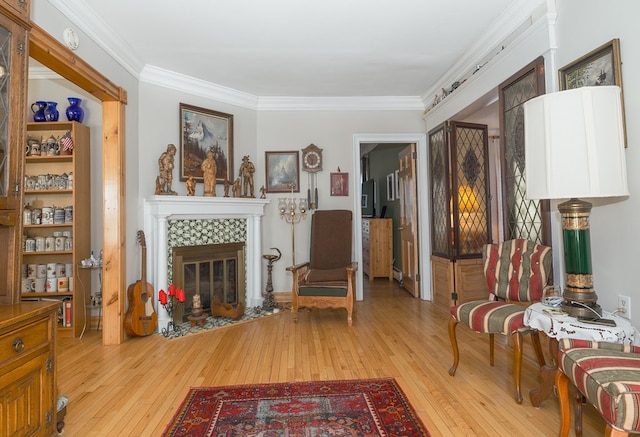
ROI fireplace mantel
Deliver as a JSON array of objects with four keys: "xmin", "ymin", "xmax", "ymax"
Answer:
[{"xmin": 144, "ymin": 196, "xmax": 270, "ymax": 331}]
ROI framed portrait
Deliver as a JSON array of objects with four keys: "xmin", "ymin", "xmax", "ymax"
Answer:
[
  {"xmin": 265, "ymin": 151, "xmax": 300, "ymax": 193},
  {"xmin": 386, "ymin": 173, "xmax": 395, "ymax": 201},
  {"xmin": 394, "ymin": 169, "xmax": 400, "ymax": 200},
  {"xmin": 558, "ymin": 38, "xmax": 626, "ymax": 146},
  {"xmin": 330, "ymin": 172, "xmax": 348, "ymax": 196},
  {"xmin": 179, "ymin": 103, "xmax": 234, "ymax": 182}
]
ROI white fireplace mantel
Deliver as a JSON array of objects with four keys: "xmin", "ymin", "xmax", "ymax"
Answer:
[{"xmin": 144, "ymin": 196, "xmax": 270, "ymax": 331}]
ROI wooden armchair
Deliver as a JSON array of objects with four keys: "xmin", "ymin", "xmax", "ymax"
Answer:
[
  {"xmin": 448, "ymin": 239, "xmax": 553, "ymax": 403},
  {"xmin": 287, "ymin": 210, "xmax": 357, "ymax": 326}
]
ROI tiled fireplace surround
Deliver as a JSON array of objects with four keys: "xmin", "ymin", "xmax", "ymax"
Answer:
[{"xmin": 144, "ymin": 196, "xmax": 270, "ymax": 332}]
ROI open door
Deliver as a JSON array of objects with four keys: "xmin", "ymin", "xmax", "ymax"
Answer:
[{"xmin": 398, "ymin": 144, "xmax": 419, "ymax": 297}]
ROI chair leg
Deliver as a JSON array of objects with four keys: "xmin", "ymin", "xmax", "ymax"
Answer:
[
  {"xmin": 448, "ymin": 316, "xmax": 460, "ymax": 376},
  {"xmin": 489, "ymin": 333, "xmax": 495, "ymax": 366},
  {"xmin": 530, "ymin": 330, "xmax": 546, "ymax": 367},
  {"xmin": 513, "ymin": 330, "xmax": 523, "ymax": 404},
  {"xmin": 556, "ymin": 369, "xmax": 571, "ymax": 437},
  {"xmin": 574, "ymin": 390, "xmax": 584, "ymax": 437}
]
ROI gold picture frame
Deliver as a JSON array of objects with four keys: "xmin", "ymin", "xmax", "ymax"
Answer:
[{"xmin": 558, "ymin": 38, "xmax": 627, "ymax": 147}]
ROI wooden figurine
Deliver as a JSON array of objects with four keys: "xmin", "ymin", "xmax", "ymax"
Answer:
[{"xmin": 156, "ymin": 144, "xmax": 178, "ymax": 195}]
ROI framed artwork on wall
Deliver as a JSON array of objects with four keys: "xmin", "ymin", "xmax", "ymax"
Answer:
[
  {"xmin": 265, "ymin": 151, "xmax": 300, "ymax": 193},
  {"xmin": 558, "ymin": 38, "xmax": 626, "ymax": 146},
  {"xmin": 386, "ymin": 173, "xmax": 395, "ymax": 201},
  {"xmin": 179, "ymin": 103, "xmax": 234, "ymax": 182},
  {"xmin": 395, "ymin": 169, "xmax": 400, "ymax": 200},
  {"xmin": 330, "ymin": 172, "xmax": 348, "ymax": 196}
]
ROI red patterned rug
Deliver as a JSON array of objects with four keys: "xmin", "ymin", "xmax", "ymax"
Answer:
[{"xmin": 162, "ymin": 378, "xmax": 430, "ymax": 436}]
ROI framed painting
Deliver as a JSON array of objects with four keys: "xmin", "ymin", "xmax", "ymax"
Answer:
[
  {"xmin": 558, "ymin": 38, "xmax": 626, "ymax": 146},
  {"xmin": 179, "ymin": 103, "xmax": 234, "ymax": 182},
  {"xmin": 330, "ymin": 172, "xmax": 348, "ymax": 196},
  {"xmin": 265, "ymin": 151, "xmax": 300, "ymax": 193}
]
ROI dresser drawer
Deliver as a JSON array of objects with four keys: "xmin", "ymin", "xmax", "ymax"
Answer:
[{"xmin": 0, "ymin": 317, "xmax": 51, "ymax": 366}]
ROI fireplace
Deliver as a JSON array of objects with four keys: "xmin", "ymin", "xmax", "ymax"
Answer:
[
  {"xmin": 144, "ymin": 196, "xmax": 270, "ymax": 332},
  {"xmin": 171, "ymin": 243, "xmax": 245, "ymax": 322}
]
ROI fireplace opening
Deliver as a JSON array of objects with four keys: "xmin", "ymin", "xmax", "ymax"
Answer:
[{"xmin": 172, "ymin": 243, "xmax": 245, "ymax": 322}]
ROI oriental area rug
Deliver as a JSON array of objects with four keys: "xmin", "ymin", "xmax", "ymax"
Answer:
[{"xmin": 161, "ymin": 378, "xmax": 430, "ymax": 436}]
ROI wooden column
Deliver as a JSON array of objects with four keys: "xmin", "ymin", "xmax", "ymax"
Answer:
[{"xmin": 102, "ymin": 100, "xmax": 127, "ymax": 345}]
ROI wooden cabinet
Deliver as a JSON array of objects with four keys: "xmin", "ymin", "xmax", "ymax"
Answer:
[
  {"xmin": 21, "ymin": 122, "xmax": 91, "ymax": 337},
  {"xmin": 0, "ymin": 3, "xmax": 28, "ymax": 304},
  {"xmin": 362, "ymin": 218, "xmax": 393, "ymax": 282},
  {"xmin": 0, "ymin": 301, "xmax": 59, "ymax": 437}
]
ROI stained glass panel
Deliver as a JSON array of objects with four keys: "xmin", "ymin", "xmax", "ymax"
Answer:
[{"xmin": 0, "ymin": 25, "xmax": 10, "ymax": 198}]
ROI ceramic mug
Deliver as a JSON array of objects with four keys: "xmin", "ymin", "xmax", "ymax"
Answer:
[
  {"xmin": 37, "ymin": 264, "xmax": 47, "ymax": 278},
  {"xmin": 57, "ymin": 277, "xmax": 69, "ymax": 292},
  {"xmin": 33, "ymin": 277, "xmax": 46, "ymax": 293},
  {"xmin": 24, "ymin": 238, "xmax": 36, "ymax": 252},
  {"xmin": 35, "ymin": 237, "xmax": 46, "ymax": 252},
  {"xmin": 27, "ymin": 264, "xmax": 37, "ymax": 278},
  {"xmin": 22, "ymin": 278, "xmax": 34, "ymax": 293},
  {"xmin": 46, "ymin": 262, "xmax": 57, "ymax": 278},
  {"xmin": 45, "ymin": 277, "xmax": 57, "ymax": 292}
]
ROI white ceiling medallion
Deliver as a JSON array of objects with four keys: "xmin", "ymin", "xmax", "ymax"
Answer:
[{"xmin": 63, "ymin": 27, "xmax": 79, "ymax": 50}]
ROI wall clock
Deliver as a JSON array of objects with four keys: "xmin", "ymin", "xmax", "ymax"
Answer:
[
  {"xmin": 302, "ymin": 143, "xmax": 323, "ymax": 173},
  {"xmin": 301, "ymin": 144, "xmax": 323, "ymax": 209}
]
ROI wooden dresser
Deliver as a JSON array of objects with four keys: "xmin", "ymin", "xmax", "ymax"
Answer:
[
  {"xmin": 0, "ymin": 301, "xmax": 60, "ymax": 436},
  {"xmin": 362, "ymin": 218, "xmax": 393, "ymax": 282}
]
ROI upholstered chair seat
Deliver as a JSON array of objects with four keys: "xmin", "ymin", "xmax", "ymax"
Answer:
[{"xmin": 556, "ymin": 339, "xmax": 640, "ymax": 436}]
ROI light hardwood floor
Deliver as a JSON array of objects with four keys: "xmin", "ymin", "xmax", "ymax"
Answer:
[{"xmin": 57, "ymin": 279, "xmax": 605, "ymax": 436}]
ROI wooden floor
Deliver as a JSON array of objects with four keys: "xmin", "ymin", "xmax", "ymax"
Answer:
[{"xmin": 57, "ymin": 279, "xmax": 606, "ymax": 436}]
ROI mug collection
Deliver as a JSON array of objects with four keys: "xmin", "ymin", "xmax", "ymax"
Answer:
[{"xmin": 22, "ymin": 261, "xmax": 73, "ymax": 293}]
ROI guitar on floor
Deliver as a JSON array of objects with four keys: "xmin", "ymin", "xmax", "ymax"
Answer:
[{"xmin": 124, "ymin": 230, "xmax": 158, "ymax": 336}]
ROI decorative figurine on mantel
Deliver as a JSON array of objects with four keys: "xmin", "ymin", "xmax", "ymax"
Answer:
[
  {"xmin": 262, "ymin": 247, "xmax": 281, "ymax": 311},
  {"xmin": 186, "ymin": 175, "xmax": 196, "ymax": 196},
  {"xmin": 233, "ymin": 178, "xmax": 241, "ymax": 197},
  {"xmin": 201, "ymin": 149, "xmax": 217, "ymax": 197},
  {"xmin": 239, "ymin": 155, "xmax": 256, "ymax": 198},
  {"xmin": 223, "ymin": 179, "xmax": 231, "ymax": 197},
  {"xmin": 260, "ymin": 185, "xmax": 266, "ymax": 199},
  {"xmin": 155, "ymin": 143, "xmax": 178, "ymax": 195}
]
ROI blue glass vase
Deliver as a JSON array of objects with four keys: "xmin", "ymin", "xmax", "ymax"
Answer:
[
  {"xmin": 31, "ymin": 101, "xmax": 47, "ymax": 122},
  {"xmin": 65, "ymin": 97, "xmax": 84, "ymax": 123},
  {"xmin": 45, "ymin": 101, "xmax": 59, "ymax": 121}
]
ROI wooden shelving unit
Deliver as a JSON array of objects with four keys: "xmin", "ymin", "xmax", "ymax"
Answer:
[{"xmin": 21, "ymin": 121, "xmax": 91, "ymax": 338}]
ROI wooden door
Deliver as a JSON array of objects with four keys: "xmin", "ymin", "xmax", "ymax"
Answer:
[{"xmin": 398, "ymin": 144, "xmax": 419, "ymax": 297}]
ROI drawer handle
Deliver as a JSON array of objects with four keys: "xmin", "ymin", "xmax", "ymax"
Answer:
[{"xmin": 13, "ymin": 338, "xmax": 25, "ymax": 353}]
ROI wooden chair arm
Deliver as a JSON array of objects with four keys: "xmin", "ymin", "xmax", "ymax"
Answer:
[{"xmin": 286, "ymin": 262, "xmax": 310, "ymax": 273}]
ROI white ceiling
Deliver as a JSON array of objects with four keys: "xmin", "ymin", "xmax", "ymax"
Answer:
[{"xmin": 52, "ymin": 0, "xmax": 534, "ymax": 103}]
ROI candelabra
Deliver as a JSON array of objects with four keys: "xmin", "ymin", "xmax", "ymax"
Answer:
[
  {"xmin": 158, "ymin": 284, "xmax": 185, "ymax": 337},
  {"xmin": 278, "ymin": 184, "xmax": 307, "ymax": 265}
]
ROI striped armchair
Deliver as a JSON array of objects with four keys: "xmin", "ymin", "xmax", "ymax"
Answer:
[
  {"xmin": 556, "ymin": 338, "xmax": 640, "ymax": 437},
  {"xmin": 448, "ymin": 239, "xmax": 553, "ymax": 404}
]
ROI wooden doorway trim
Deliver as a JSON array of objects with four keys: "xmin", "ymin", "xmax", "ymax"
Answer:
[{"xmin": 29, "ymin": 22, "xmax": 128, "ymax": 345}]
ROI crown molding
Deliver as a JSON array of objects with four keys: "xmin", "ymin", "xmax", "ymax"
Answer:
[{"xmin": 49, "ymin": 0, "xmax": 144, "ymax": 78}]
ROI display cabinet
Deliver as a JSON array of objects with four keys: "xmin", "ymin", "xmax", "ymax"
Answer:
[
  {"xmin": 21, "ymin": 121, "xmax": 91, "ymax": 337},
  {"xmin": 362, "ymin": 218, "xmax": 393, "ymax": 282},
  {"xmin": 0, "ymin": 3, "xmax": 28, "ymax": 304}
]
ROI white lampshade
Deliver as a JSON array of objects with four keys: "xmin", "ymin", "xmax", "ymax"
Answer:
[{"xmin": 524, "ymin": 86, "xmax": 628, "ymax": 200}]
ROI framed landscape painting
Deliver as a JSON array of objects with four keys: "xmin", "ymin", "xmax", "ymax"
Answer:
[
  {"xmin": 265, "ymin": 151, "xmax": 300, "ymax": 193},
  {"xmin": 179, "ymin": 103, "xmax": 234, "ymax": 182},
  {"xmin": 558, "ymin": 38, "xmax": 626, "ymax": 146}
]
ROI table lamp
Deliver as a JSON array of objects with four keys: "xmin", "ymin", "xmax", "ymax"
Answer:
[{"xmin": 524, "ymin": 86, "xmax": 628, "ymax": 318}]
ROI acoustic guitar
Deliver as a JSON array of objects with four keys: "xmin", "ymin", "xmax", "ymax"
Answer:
[{"xmin": 124, "ymin": 230, "xmax": 158, "ymax": 336}]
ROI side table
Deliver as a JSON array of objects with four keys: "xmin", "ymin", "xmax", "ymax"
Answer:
[{"xmin": 524, "ymin": 302, "xmax": 636, "ymax": 406}]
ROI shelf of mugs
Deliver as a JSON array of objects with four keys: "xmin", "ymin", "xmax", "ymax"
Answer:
[
  {"xmin": 25, "ymin": 155, "xmax": 73, "ymax": 163},
  {"xmin": 24, "ymin": 173, "xmax": 73, "ymax": 191}
]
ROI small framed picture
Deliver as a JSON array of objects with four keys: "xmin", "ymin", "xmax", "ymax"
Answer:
[
  {"xmin": 386, "ymin": 173, "xmax": 395, "ymax": 201},
  {"xmin": 395, "ymin": 169, "xmax": 400, "ymax": 200},
  {"xmin": 330, "ymin": 172, "xmax": 348, "ymax": 196},
  {"xmin": 265, "ymin": 151, "xmax": 300, "ymax": 193}
]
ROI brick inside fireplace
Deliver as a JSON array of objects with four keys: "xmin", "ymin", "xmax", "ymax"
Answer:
[{"xmin": 171, "ymin": 242, "xmax": 246, "ymax": 322}]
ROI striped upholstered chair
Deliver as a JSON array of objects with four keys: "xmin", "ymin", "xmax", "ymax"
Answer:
[
  {"xmin": 448, "ymin": 239, "xmax": 553, "ymax": 404},
  {"xmin": 556, "ymin": 339, "xmax": 640, "ymax": 437}
]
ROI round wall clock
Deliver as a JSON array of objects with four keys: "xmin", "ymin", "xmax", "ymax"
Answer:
[{"xmin": 302, "ymin": 143, "xmax": 323, "ymax": 173}]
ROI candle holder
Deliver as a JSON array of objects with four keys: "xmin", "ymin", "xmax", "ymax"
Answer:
[
  {"xmin": 262, "ymin": 247, "xmax": 282, "ymax": 310},
  {"xmin": 278, "ymin": 184, "xmax": 307, "ymax": 265},
  {"xmin": 158, "ymin": 284, "xmax": 186, "ymax": 337}
]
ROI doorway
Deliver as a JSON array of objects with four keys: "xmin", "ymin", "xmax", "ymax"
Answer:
[{"xmin": 352, "ymin": 133, "xmax": 429, "ymax": 302}]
